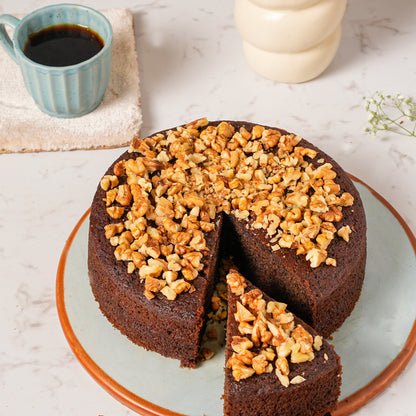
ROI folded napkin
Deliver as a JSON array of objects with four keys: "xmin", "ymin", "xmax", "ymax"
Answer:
[{"xmin": 0, "ymin": 8, "xmax": 142, "ymax": 153}]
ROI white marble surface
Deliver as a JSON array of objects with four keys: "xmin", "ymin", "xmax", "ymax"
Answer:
[{"xmin": 0, "ymin": 0, "xmax": 415, "ymax": 415}]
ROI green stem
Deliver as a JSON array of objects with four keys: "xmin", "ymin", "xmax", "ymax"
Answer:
[{"xmin": 378, "ymin": 103, "xmax": 415, "ymax": 137}]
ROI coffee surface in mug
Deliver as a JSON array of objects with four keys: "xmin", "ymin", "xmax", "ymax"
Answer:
[{"xmin": 24, "ymin": 24, "xmax": 104, "ymax": 67}]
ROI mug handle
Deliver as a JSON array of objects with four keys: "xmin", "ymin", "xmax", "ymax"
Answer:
[{"xmin": 0, "ymin": 14, "xmax": 21, "ymax": 63}]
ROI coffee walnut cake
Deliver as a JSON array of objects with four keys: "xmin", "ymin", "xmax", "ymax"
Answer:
[{"xmin": 88, "ymin": 118, "xmax": 366, "ymax": 415}]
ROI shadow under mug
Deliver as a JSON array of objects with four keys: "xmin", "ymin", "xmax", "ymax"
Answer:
[{"xmin": 0, "ymin": 4, "xmax": 113, "ymax": 118}]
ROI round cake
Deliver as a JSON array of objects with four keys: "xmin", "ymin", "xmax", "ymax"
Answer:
[{"xmin": 88, "ymin": 118, "xmax": 366, "ymax": 369}]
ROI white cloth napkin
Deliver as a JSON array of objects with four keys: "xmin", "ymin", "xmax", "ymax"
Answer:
[{"xmin": 0, "ymin": 8, "xmax": 142, "ymax": 153}]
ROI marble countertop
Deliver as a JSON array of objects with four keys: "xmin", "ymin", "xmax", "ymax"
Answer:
[{"xmin": 1, "ymin": 0, "xmax": 416, "ymax": 415}]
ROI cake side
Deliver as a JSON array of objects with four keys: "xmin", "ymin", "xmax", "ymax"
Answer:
[{"xmin": 224, "ymin": 270, "xmax": 342, "ymax": 416}]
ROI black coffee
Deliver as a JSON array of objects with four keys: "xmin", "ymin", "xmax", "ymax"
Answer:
[{"xmin": 24, "ymin": 24, "xmax": 104, "ymax": 67}]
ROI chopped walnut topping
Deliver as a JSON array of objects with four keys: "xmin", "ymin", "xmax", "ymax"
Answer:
[
  {"xmin": 100, "ymin": 175, "xmax": 119, "ymax": 191},
  {"xmin": 106, "ymin": 206, "xmax": 125, "ymax": 219},
  {"xmin": 161, "ymin": 285, "xmax": 177, "ymax": 300},
  {"xmin": 116, "ymin": 185, "xmax": 132, "ymax": 206},
  {"xmin": 170, "ymin": 279, "xmax": 191, "ymax": 294},
  {"xmin": 227, "ymin": 269, "xmax": 247, "ymax": 296},
  {"xmin": 232, "ymin": 363, "xmax": 256, "ymax": 382},
  {"xmin": 292, "ymin": 324, "xmax": 314, "ymax": 354},
  {"xmin": 314, "ymin": 335, "xmax": 323, "ymax": 351},
  {"xmin": 325, "ymin": 257, "xmax": 337, "ymax": 267},
  {"xmin": 290, "ymin": 375, "xmax": 306, "ymax": 384},
  {"xmin": 104, "ymin": 222, "xmax": 124, "ymax": 239},
  {"xmin": 145, "ymin": 276, "xmax": 165, "ymax": 293},
  {"xmin": 305, "ymin": 248, "xmax": 327, "ymax": 268},
  {"xmin": 321, "ymin": 205, "xmax": 343, "ymax": 222},
  {"xmin": 276, "ymin": 356, "xmax": 290, "ymax": 376},
  {"xmin": 252, "ymin": 320, "xmax": 272, "ymax": 347},
  {"xmin": 226, "ymin": 271, "xmax": 323, "ymax": 386},
  {"xmin": 275, "ymin": 367, "xmax": 290, "ymax": 388},
  {"xmin": 235, "ymin": 301, "xmax": 256, "ymax": 323},
  {"xmin": 240, "ymin": 289, "xmax": 265, "ymax": 314},
  {"xmin": 228, "ymin": 353, "xmax": 254, "ymax": 369},
  {"xmin": 231, "ymin": 336, "xmax": 254, "ymax": 354},
  {"xmin": 337, "ymin": 225, "xmax": 352, "ymax": 242},
  {"xmin": 103, "ymin": 119, "xmax": 356, "ymax": 300},
  {"xmin": 252, "ymin": 353, "xmax": 272, "ymax": 375},
  {"xmin": 340, "ymin": 192, "xmax": 354, "ymax": 206}
]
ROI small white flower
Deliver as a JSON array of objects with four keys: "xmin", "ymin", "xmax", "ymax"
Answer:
[{"xmin": 364, "ymin": 91, "xmax": 416, "ymax": 138}]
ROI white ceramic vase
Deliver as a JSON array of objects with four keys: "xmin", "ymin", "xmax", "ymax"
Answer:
[{"xmin": 235, "ymin": 0, "xmax": 347, "ymax": 83}]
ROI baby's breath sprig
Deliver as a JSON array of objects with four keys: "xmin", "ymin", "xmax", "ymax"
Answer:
[{"xmin": 364, "ymin": 92, "xmax": 416, "ymax": 137}]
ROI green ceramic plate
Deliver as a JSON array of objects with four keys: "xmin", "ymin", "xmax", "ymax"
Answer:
[{"xmin": 57, "ymin": 180, "xmax": 416, "ymax": 416}]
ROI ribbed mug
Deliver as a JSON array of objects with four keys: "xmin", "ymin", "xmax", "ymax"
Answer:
[{"xmin": 0, "ymin": 4, "xmax": 113, "ymax": 118}]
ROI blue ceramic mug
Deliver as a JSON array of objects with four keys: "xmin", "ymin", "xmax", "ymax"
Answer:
[{"xmin": 0, "ymin": 4, "xmax": 113, "ymax": 118}]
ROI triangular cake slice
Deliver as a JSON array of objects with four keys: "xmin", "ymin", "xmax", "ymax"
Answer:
[{"xmin": 224, "ymin": 270, "xmax": 342, "ymax": 416}]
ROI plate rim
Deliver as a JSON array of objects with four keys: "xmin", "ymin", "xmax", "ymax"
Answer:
[
  {"xmin": 56, "ymin": 176, "xmax": 416, "ymax": 416},
  {"xmin": 56, "ymin": 208, "xmax": 186, "ymax": 416}
]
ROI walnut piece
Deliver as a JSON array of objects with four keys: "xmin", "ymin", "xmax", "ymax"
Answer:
[
  {"xmin": 235, "ymin": 301, "xmax": 256, "ymax": 323},
  {"xmin": 337, "ymin": 225, "xmax": 352, "ymax": 242},
  {"xmin": 100, "ymin": 175, "xmax": 119, "ymax": 191},
  {"xmin": 290, "ymin": 375, "xmax": 306, "ymax": 384},
  {"xmin": 227, "ymin": 269, "xmax": 247, "ymax": 296},
  {"xmin": 232, "ymin": 363, "xmax": 256, "ymax": 382},
  {"xmin": 231, "ymin": 336, "xmax": 254, "ymax": 354}
]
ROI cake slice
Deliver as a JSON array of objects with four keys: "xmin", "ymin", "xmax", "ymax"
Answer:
[
  {"xmin": 88, "ymin": 168, "xmax": 223, "ymax": 367},
  {"xmin": 224, "ymin": 269, "xmax": 342, "ymax": 416}
]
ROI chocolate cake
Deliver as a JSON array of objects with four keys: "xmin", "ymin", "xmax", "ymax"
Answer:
[
  {"xmin": 88, "ymin": 118, "xmax": 366, "ymax": 378},
  {"xmin": 224, "ymin": 270, "xmax": 341, "ymax": 416}
]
